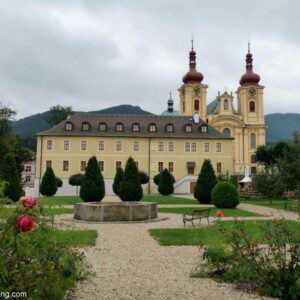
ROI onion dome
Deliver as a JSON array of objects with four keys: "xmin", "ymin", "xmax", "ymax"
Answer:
[
  {"xmin": 182, "ymin": 41, "xmax": 204, "ymax": 84},
  {"xmin": 239, "ymin": 44, "xmax": 260, "ymax": 86}
]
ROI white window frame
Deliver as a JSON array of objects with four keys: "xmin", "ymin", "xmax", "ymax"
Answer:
[
  {"xmin": 81, "ymin": 141, "xmax": 87, "ymax": 151},
  {"xmin": 133, "ymin": 141, "xmax": 139, "ymax": 152},
  {"xmin": 64, "ymin": 140, "xmax": 70, "ymax": 151},
  {"xmin": 204, "ymin": 142, "xmax": 210, "ymax": 152},
  {"xmin": 191, "ymin": 142, "xmax": 197, "ymax": 152},
  {"xmin": 63, "ymin": 160, "xmax": 69, "ymax": 172},
  {"xmin": 99, "ymin": 141, "xmax": 105, "ymax": 151},
  {"xmin": 216, "ymin": 142, "xmax": 222, "ymax": 153},
  {"xmin": 158, "ymin": 142, "xmax": 164, "ymax": 152},
  {"xmin": 46, "ymin": 140, "xmax": 53, "ymax": 150},
  {"xmin": 184, "ymin": 142, "xmax": 191, "ymax": 152},
  {"xmin": 158, "ymin": 162, "xmax": 163, "ymax": 172},
  {"xmin": 80, "ymin": 161, "xmax": 87, "ymax": 172},
  {"xmin": 168, "ymin": 162, "xmax": 174, "ymax": 173},
  {"xmin": 168, "ymin": 142, "xmax": 174, "ymax": 152},
  {"xmin": 116, "ymin": 141, "xmax": 122, "ymax": 151}
]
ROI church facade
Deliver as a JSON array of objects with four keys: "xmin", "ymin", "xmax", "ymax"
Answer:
[{"xmin": 34, "ymin": 44, "xmax": 265, "ymax": 196}]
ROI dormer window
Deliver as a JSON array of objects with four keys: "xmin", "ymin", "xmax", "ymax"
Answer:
[
  {"xmin": 116, "ymin": 123, "xmax": 124, "ymax": 132},
  {"xmin": 65, "ymin": 122, "xmax": 73, "ymax": 131},
  {"xmin": 149, "ymin": 123, "xmax": 156, "ymax": 132},
  {"xmin": 166, "ymin": 124, "xmax": 174, "ymax": 133},
  {"xmin": 200, "ymin": 124, "xmax": 208, "ymax": 133},
  {"xmin": 132, "ymin": 123, "xmax": 140, "ymax": 132},
  {"xmin": 99, "ymin": 122, "xmax": 107, "ymax": 131},
  {"xmin": 185, "ymin": 124, "xmax": 192, "ymax": 133},
  {"xmin": 82, "ymin": 122, "xmax": 90, "ymax": 131}
]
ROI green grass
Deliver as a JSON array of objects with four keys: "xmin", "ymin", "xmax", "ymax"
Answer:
[
  {"xmin": 0, "ymin": 207, "xmax": 74, "ymax": 219},
  {"xmin": 158, "ymin": 207, "xmax": 261, "ymax": 217},
  {"xmin": 142, "ymin": 195, "xmax": 198, "ymax": 205},
  {"xmin": 149, "ymin": 220, "xmax": 299, "ymax": 246},
  {"xmin": 37, "ymin": 196, "xmax": 82, "ymax": 205},
  {"xmin": 245, "ymin": 198, "xmax": 293, "ymax": 210},
  {"xmin": 45, "ymin": 229, "xmax": 98, "ymax": 247}
]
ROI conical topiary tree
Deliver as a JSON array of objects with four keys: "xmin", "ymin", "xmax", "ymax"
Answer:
[
  {"xmin": 80, "ymin": 156, "xmax": 105, "ymax": 202},
  {"xmin": 119, "ymin": 157, "xmax": 143, "ymax": 201},
  {"xmin": 113, "ymin": 167, "xmax": 124, "ymax": 196},
  {"xmin": 194, "ymin": 159, "xmax": 217, "ymax": 204},
  {"xmin": 2, "ymin": 153, "xmax": 23, "ymax": 202},
  {"xmin": 40, "ymin": 166, "xmax": 58, "ymax": 197},
  {"xmin": 158, "ymin": 168, "xmax": 174, "ymax": 195}
]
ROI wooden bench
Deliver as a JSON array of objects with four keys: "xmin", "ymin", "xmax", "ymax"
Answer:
[{"xmin": 182, "ymin": 208, "xmax": 211, "ymax": 227}]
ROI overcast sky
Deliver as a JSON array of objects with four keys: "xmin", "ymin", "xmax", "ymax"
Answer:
[{"xmin": 0, "ymin": 0, "xmax": 299, "ymax": 119}]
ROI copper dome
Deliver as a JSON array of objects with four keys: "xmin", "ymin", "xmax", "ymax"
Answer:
[
  {"xmin": 182, "ymin": 49, "xmax": 204, "ymax": 84},
  {"xmin": 239, "ymin": 52, "xmax": 260, "ymax": 86}
]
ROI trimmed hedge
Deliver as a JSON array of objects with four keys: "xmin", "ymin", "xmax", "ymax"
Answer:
[
  {"xmin": 40, "ymin": 167, "xmax": 58, "ymax": 197},
  {"xmin": 158, "ymin": 169, "xmax": 174, "ymax": 195},
  {"xmin": 212, "ymin": 182, "xmax": 240, "ymax": 208}
]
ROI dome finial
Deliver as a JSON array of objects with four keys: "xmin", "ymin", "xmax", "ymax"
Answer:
[
  {"xmin": 169, "ymin": 89, "xmax": 172, "ymax": 99},
  {"xmin": 247, "ymin": 32, "xmax": 251, "ymax": 53},
  {"xmin": 191, "ymin": 37, "xmax": 194, "ymax": 50}
]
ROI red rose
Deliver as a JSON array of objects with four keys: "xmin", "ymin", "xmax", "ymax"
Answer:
[
  {"xmin": 22, "ymin": 197, "xmax": 37, "ymax": 208},
  {"xmin": 215, "ymin": 210, "xmax": 224, "ymax": 218},
  {"xmin": 16, "ymin": 216, "xmax": 35, "ymax": 232}
]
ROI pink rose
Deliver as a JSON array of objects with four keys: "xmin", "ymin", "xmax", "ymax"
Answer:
[
  {"xmin": 215, "ymin": 210, "xmax": 224, "ymax": 218},
  {"xmin": 16, "ymin": 216, "xmax": 35, "ymax": 232},
  {"xmin": 22, "ymin": 197, "xmax": 37, "ymax": 208}
]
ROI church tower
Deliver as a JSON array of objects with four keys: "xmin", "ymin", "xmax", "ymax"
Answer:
[
  {"xmin": 179, "ymin": 40, "xmax": 208, "ymax": 120},
  {"xmin": 236, "ymin": 43, "xmax": 266, "ymax": 174}
]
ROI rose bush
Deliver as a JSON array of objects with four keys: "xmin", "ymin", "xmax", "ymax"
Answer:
[
  {"xmin": 215, "ymin": 210, "xmax": 224, "ymax": 218},
  {"xmin": 22, "ymin": 197, "xmax": 37, "ymax": 208},
  {"xmin": 16, "ymin": 215, "xmax": 35, "ymax": 232}
]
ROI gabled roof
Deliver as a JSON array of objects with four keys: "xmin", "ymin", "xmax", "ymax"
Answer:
[{"xmin": 37, "ymin": 113, "xmax": 231, "ymax": 140}]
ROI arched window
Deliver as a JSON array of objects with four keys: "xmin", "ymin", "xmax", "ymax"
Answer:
[
  {"xmin": 249, "ymin": 101, "xmax": 256, "ymax": 112},
  {"xmin": 82, "ymin": 122, "xmax": 90, "ymax": 131},
  {"xmin": 222, "ymin": 128, "xmax": 231, "ymax": 137},
  {"xmin": 194, "ymin": 99, "xmax": 199, "ymax": 111},
  {"xmin": 132, "ymin": 123, "xmax": 140, "ymax": 132},
  {"xmin": 116, "ymin": 123, "xmax": 124, "ymax": 132},
  {"xmin": 65, "ymin": 122, "xmax": 73, "ymax": 131},
  {"xmin": 99, "ymin": 122, "xmax": 107, "ymax": 131},
  {"xmin": 224, "ymin": 99, "xmax": 228, "ymax": 110},
  {"xmin": 250, "ymin": 133, "xmax": 256, "ymax": 149}
]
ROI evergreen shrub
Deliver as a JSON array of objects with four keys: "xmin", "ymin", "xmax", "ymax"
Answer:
[
  {"xmin": 40, "ymin": 167, "xmax": 58, "ymax": 197},
  {"xmin": 158, "ymin": 169, "xmax": 174, "ymax": 195},
  {"xmin": 113, "ymin": 167, "xmax": 124, "ymax": 195},
  {"xmin": 212, "ymin": 182, "xmax": 239, "ymax": 208}
]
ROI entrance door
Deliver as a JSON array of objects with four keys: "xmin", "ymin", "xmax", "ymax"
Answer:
[
  {"xmin": 190, "ymin": 182, "xmax": 196, "ymax": 193},
  {"xmin": 187, "ymin": 167, "xmax": 194, "ymax": 175}
]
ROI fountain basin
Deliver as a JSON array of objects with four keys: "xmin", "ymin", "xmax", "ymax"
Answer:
[{"xmin": 74, "ymin": 202, "xmax": 157, "ymax": 222}]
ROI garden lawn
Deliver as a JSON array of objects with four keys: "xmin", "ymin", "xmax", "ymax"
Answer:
[
  {"xmin": 0, "ymin": 207, "xmax": 73, "ymax": 219},
  {"xmin": 37, "ymin": 196, "xmax": 82, "ymax": 206},
  {"xmin": 142, "ymin": 195, "xmax": 198, "ymax": 205},
  {"xmin": 43, "ymin": 229, "xmax": 98, "ymax": 247},
  {"xmin": 158, "ymin": 207, "xmax": 261, "ymax": 217},
  {"xmin": 149, "ymin": 220, "xmax": 299, "ymax": 246},
  {"xmin": 245, "ymin": 198, "xmax": 293, "ymax": 210}
]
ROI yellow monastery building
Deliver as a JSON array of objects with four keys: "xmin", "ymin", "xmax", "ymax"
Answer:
[{"xmin": 34, "ymin": 44, "xmax": 265, "ymax": 195}]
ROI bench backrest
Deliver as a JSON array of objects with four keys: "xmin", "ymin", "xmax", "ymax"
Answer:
[{"xmin": 193, "ymin": 208, "xmax": 210, "ymax": 217}]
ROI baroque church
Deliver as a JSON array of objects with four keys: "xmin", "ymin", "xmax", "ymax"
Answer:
[
  {"xmin": 34, "ymin": 43, "xmax": 265, "ymax": 195},
  {"xmin": 163, "ymin": 42, "xmax": 266, "ymax": 176}
]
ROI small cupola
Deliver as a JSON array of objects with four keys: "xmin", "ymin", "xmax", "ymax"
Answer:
[{"xmin": 167, "ymin": 91, "xmax": 174, "ymax": 112}]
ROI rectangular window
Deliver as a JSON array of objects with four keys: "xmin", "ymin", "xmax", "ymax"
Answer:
[
  {"xmin": 25, "ymin": 175, "xmax": 31, "ymax": 183},
  {"xmin": 168, "ymin": 162, "xmax": 174, "ymax": 173},
  {"xmin": 132, "ymin": 124, "xmax": 139, "ymax": 132},
  {"xmin": 47, "ymin": 140, "xmax": 53, "ymax": 150},
  {"xmin": 217, "ymin": 162, "xmax": 222, "ymax": 173},
  {"xmin": 158, "ymin": 162, "xmax": 163, "ymax": 173},
  {"xmin": 168, "ymin": 142, "xmax": 174, "ymax": 152},
  {"xmin": 216, "ymin": 142, "xmax": 222, "ymax": 152},
  {"xmin": 25, "ymin": 165, "xmax": 32, "ymax": 172},
  {"xmin": 116, "ymin": 161, "xmax": 122, "ymax": 170},
  {"xmin": 135, "ymin": 161, "xmax": 139, "ymax": 169},
  {"xmin": 63, "ymin": 160, "xmax": 69, "ymax": 171},
  {"xmin": 64, "ymin": 140, "xmax": 69, "ymax": 150},
  {"xmin": 80, "ymin": 161, "xmax": 87, "ymax": 172},
  {"xmin": 204, "ymin": 142, "xmax": 210, "ymax": 152},
  {"xmin": 191, "ymin": 142, "xmax": 197, "ymax": 152},
  {"xmin": 46, "ymin": 160, "xmax": 52, "ymax": 168},
  {"xmin": 133, "ymin": 141, "xmax": 139, "ymax": 151},
  {"xmin": 116, "ymin": 141, "xmax": 122, "ymax": 151},
  {"xmin": 81, "ymin": 141, "xmax": 87, "ymax": 150},
  {"xmin": 116, "ymin": 124, "xmax": 123, "ymax": 131},
  {"xmin": 98, "ymin": 161, "xmax": 104, "ymax": 172},
  {"xmin": 158, "ymin": 142, "xmax": 164, "ymax": 152},
  {"xmin": 185, "ymin": 142, "xmax": 190, "ymax": 152},
  {"xmin": 99, "ymin": 141, "xmax": 105, "ymax": 151}
]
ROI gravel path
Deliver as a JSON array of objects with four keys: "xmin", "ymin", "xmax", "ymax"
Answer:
[{"xmin": 65, "ymin": 196, "xmax": 272, "ymax": 300}]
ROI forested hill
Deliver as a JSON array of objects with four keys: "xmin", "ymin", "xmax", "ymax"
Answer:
[
  {"xmin": 12, "ymin": 105, "xmax": 153, "ymax": 137},
  {"xmin": 266, "ymin": 113, "xmax": 300, "ymax": 142}
]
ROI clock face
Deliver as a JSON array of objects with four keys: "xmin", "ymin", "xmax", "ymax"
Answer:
[
  {"xmin": 194, "ymin": 86, "xmax": 200, "ymax": 96},
  {"xmin": 248, "ymin": 88, "xmax": 256, "ymax": 97}
]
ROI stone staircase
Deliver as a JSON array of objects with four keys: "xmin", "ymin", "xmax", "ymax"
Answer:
[{"xmin": 239, "ymin": 183, "xmax": 263, "ymax": 199}]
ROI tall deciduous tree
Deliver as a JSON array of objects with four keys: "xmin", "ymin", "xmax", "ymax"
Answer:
[
  {"xmin": 40, "ymin": 167, "xmax": 58, "ymax": 197},
  {"xmin": 194, "ymin": 159, "xmax": 217, "ymax": 204},
  {"xmin": 47, "ymin": 105, "xmax": 73, "ymax": 127},
  {"xmin": 80, "ymin": 156, "xmax": 105, "ymax": 202},
  {"xmin": 119, "ymin": 157, "xmax": 143, "ymax": 201},
  {"xmin": 2, "ymin": 153, "xmax": 23, "ymax": 202}
]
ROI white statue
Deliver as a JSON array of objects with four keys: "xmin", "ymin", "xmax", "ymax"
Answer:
[{"xmin": 239, "ymin": 165, "xmax": 252, "ymax": 183}]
